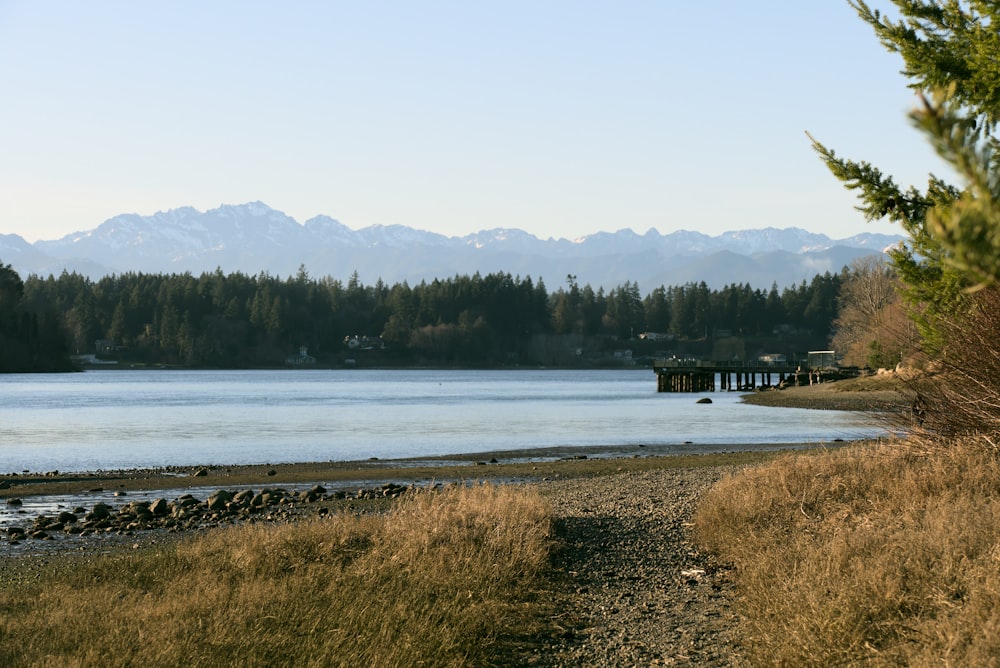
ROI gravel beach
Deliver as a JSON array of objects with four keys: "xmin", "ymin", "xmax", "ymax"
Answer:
[{"xmin": 529, "ymin": 466, "xmax": 746, "ymax": 666}]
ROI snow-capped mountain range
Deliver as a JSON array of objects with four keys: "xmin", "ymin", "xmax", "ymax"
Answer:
[{"xmin": 1, "ymin": 201, "xmax": 903, "ymax": 291}]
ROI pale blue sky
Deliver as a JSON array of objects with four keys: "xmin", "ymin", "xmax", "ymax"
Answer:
[{"xmin": 0, "ymin": 1, "xmax": 943, "ymax": 242}]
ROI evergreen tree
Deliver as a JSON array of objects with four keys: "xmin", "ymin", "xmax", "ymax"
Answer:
[
  {"xmin": 0, "ymin": 262, "xmax": 24, "ymax": 317},
  {"xmin": 810, "ymin": 1, "xmax": 1000, "ymax": 349},
  {"xmin": 764, "ymin": 283, "xmax": 785, "ymax": 333},
  {"xmin": 0, "ymin": 262, "xmax": 73, "ymax": 371},
  {"xmin": 643, "ymin": 286, "xmax": 671, "ymax": 333}
]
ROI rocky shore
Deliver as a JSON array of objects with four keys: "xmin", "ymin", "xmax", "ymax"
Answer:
[
  {"xmin": 0, "ymin": 450, "xmax": 779, "ymax": 558},
  {"xmin": 0, "ymin": 478, "xmax": 439, "ymax": 590},
  {"xmin": 2, "ymin": 480, "xmax": 413, "ymax": 546}
]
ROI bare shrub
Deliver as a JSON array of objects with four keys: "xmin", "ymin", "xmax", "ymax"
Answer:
[
  {"xmin": 832, "ymin": 256, "xmax": 920, "ymax": 369},
  {"xmin": 906, "ymin": 284, "xmax": 1000, "ymax": 440}
]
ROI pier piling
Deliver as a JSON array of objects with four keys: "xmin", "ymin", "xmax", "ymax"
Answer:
[{"xmin": 653, "ymin": 359, "xmax": 804, "ymax": 393}]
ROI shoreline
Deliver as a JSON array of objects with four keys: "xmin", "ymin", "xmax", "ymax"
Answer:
[
  {"xmin": 0, "ymin": 378, "xmax": 907, "ymax": 500},
  {"xmin": 0, "ymin": 379, "xmax": 905, "ymax": 554},
  {"xmin": 0, "ymin": 439, "xmax": 849, "ymax": 500},
  {"xmin": 0, "ymin": 445, "xmax": 824, "ymax": 564},
  {"xmin": 0, "ymin": 376, "xmax": 918, "ymax": 665},
  {"xmin": 740, "ymin": 375, "xmax": 911, "ymax": 412}
]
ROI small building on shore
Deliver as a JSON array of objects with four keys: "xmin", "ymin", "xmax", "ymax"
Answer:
[
  {"xmin": 807, "ymin": 350, "xmax": 836, "ymax": 368},
  {"xmin": 285, "ymin": 346, "xmax": 316, "ymax": 367}
]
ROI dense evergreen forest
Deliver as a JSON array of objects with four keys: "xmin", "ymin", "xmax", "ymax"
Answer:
[
  {"xmin": 0, "ymin": 263, "xmax": 74, "ymax": 372},
  {"xmin": 3, "ymin": 263, "xmax": 845, "ymax": 370}
]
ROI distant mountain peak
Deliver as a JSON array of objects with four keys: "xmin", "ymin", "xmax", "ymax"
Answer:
[
  {"xmin": 213, "ymin": 200, "xmax": 278, "ymax": 216},
  {"xmin": 12, "ymin": 202, "xmax": 905, "ymax": 291}
]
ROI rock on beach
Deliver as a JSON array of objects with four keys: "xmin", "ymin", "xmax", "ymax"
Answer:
[{"xmin": 0, "ymin": 482, "xmax": 420, "ymax": 546}]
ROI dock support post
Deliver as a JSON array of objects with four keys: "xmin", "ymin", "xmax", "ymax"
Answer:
[{"xmin": 655, "ymin": 361, "xmax": 804, "ymax": 393}]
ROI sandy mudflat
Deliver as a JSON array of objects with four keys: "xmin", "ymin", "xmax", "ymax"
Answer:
[
  {"xmin": 0, "ymin": 442, "xmax": 822, "ymax": 502},
  {"xmin": 741, "ymin": 375, "xmax": 911, "ymax": 412}
]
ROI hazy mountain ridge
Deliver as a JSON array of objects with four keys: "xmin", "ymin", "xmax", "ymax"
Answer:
[{"xmin": 6, "ymin": 201, "xmax": 903, "ymax": 290}]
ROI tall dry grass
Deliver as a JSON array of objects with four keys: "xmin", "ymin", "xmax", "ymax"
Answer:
[
  {"xmin": 694, "ymin": 437, "xmax": 1000, "ymax": 666},
  {"xmin": 0, "ymin": 482, "xmax": 554, "ymax": 668}
]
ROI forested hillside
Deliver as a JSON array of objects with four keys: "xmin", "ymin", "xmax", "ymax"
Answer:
[{"xmin": 11, "ymin": 264, "xmax": 844, "ymax": 368}]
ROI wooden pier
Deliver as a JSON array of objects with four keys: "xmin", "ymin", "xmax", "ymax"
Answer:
[{"xmin": 653, "ymin": 358, "xmax": 806, "ymax": 393}]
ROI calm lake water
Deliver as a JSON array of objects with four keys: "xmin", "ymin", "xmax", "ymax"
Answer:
[{"xmin": 0, "ymin": 368, "xmax": 884, "ymax": 474}]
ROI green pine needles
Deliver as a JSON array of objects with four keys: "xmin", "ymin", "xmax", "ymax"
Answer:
[{"xmin": 810, "ymin": 0, "xmax": 1000, "ymax": 352}]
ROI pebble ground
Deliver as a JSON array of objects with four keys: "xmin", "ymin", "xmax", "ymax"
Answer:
[{"xmin": 528, "ymin": 467, "xmax": 748, "ymax": 666}]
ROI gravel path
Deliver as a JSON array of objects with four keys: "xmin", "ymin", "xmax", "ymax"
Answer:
[{"xmin": 529, "ymin": 467, "xmax": 747, "ymax": 666}]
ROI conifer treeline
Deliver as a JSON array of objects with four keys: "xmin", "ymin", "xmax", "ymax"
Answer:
[
  {"xmin": 0, "ymin": 262, "xmax": 73, "ymax": 372},
  {"xmin": 10, "ymin": 265, "xmax": 844, "ymax": 368}
]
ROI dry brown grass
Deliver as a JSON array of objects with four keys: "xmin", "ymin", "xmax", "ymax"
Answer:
[
  {"xmin": 694, "ymin": 436, "xmax": 1000, "ymax": 666},
  {"xmin": 0, "ymin": 483, "xmax": 553, "ymax": 667}
]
